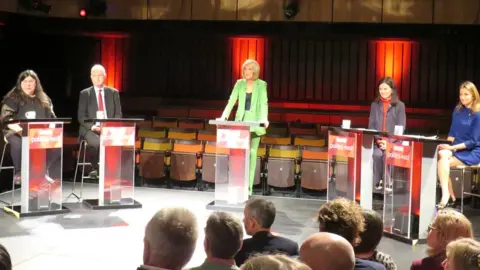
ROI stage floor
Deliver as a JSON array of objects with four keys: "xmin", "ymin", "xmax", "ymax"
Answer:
[{"xmin": 0, "ymin": 183, "xmax": 479, "ymax": 270}]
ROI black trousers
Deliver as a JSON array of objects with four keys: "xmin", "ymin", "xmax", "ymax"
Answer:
[
  {"xmin": 6, "ymin": 133, "xmax": 61, "ymax": 177},
  {"xmin": 83, "ymin": 130, "xmax": 100, "ymax": 170},
  {"xmin": 372, "ymin": 144, "xmax": 385, "ymax": 185}
]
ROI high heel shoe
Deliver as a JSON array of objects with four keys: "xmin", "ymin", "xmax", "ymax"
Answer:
[{"xmin": 447, "ymin": 198, "xmax": 459, "ymax": 208}]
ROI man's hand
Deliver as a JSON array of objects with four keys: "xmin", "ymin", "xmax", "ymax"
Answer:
[
  {"xmin": 264, "ymin": 120, "xmax": 269, "ymax": 129},
  {"xmin": 91, "ymin": 126, "xmax": 101, "ymax": 134}
]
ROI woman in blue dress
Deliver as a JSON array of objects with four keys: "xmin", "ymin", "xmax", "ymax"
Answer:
[{"xmin": 437, "ymin": 81, "xmax": 480, "ymax": 209}]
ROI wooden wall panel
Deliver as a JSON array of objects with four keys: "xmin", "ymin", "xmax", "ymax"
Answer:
[
  {"xmin": 0, "ymin": 0, "xmax": 17, "ymax": 13},
  {"xmin": 237, "ymin": 0, "xmax": 283, "ymax": 21},
  {"xmin": 307, "ymin": 0, "xmax": 333, "ymax": 22},
  {"xmin": 434, "ymin": 0, "xmax": 479, "ymax": 24},
  {"xmin": 333, "ymin": 0, "xmax": 382, "ymax": 23},
  {"xmin": 149, "ymin": 0, "xmax": 192, "ymax": 20},
  {"xmin": 382, "ymin": 0, "xmax": 433, "ymax": 24},
  {"xmin": 43, "ymin": 0, "xmax": 82, "ymax": 18},
  {"xmin": 106, "ymin": 0, "xmax": 147, "ymax": 20},
  {"xmin": 191, "ymin": 0, "xmax": 237, "ymax": 20}
]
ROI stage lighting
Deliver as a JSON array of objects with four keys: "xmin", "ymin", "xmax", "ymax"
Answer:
[
  {"xmin": 81, "ymin": 0, "xmax": 107, "ymax": 17},
  {"xmin": 18, "ymin": 0, "xmax": 51, "ymax": 14},
  {"xmin": 284, "ymin": 0, "xmax": 300, "ymax": 19}
]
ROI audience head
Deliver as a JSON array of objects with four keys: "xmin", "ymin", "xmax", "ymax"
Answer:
[
  {"xmin": 300, "ymin": 232, "xmax": 355, "ymax": 270},
  {"xmin": 316, "ymin": 198, "xmax": 365, "ymax": 246},
  {"xmin": 0, "ymin": 244, "xmax": 11, "ymax": 270},
  {"xmin": 443, "ymin": 238, "xmax": 480, "ymax": 270},
  {"xmin": 240, "ymin": 254, "xmax": 311, "ymax": 270},
  {"xmin": 143, "ymin": 207, "xmax": 198, "ymax": 270},
  {"xmin": 243, "ymin": 198, "xmax": 276, "ymax": 236},
  {"xmin": 204, "ymin": 211, "xmax": 243, "ymax": 260},
  {"xmin": 354, "ymin": 209, "xmax": 384, "ymax": 255},
  {"xmin": 376, "ymin": 77, "xmax": 398, "ymax": 104},
  {"xmin": 90, "ymin": 64, "xmax": 107, "ymax": 88},
  {"xmin": 242, "ymin": 59, "xmax": 260, "ymax": 81},
  {"xmin": 426, "ymin": 209, "xmax": 473, "ymax": 256},
  {"xmin": 457, "ymin": 81, "xmax": 480, "ymax": 113}
]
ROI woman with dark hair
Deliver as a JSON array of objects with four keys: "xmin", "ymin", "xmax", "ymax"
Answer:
[
  {"xmin": 0, "ymin": 70, "xmax": 56, "ymax": 182},
  {"xmin": 368, "ymin": 77, "xmax": 406, "ymax": 191},
  {"xmin": 437, "ymin": 81, "xmax": 480, "ymax": 209}
]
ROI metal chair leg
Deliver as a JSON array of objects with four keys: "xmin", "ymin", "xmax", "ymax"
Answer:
[
  {"xmin": 461, "ymin": 167, "xmax": 465, "ymax": 213},
  {"xmin": 65, "ymin": 140, "xmax": 89, "ymax": 202},
  {"xmin": 0, "ymin": 142, "xmax": 15, "ymax": 206}
]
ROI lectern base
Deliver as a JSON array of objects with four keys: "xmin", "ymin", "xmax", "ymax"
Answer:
[
  {"xmin": 206, "ymin": 200, "xmax": 246, "ymax": 212},
  {"xmin": 83, "ymin": 199, "xmax": 142, "ymax": 210},
  {"xmin": 3, "ymin": 203, "xmax": 70, "ymax": 218},
  {"xmin": 383, "ymin": 231, "xmax": 426, "ymax": 246}
]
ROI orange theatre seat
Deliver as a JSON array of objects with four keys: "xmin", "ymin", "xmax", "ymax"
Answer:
[
  {"xmin": 170, "ymin": 139, "xmax": 204, "ymax": 190},
  {"xmin": 293, "ymin": 135, "xmax": 326, "ymax": 147},
  {"xmin": 300, "ymin": 146, "xmax": 329, "ymax": 192},
  {"xmin": 201, "ymin": 141, "xmax": 230, "ymax": 186},
  {"xmin": 178, "ymin": 118, "xmax": 205, "ymax": 129},
  {"xmin": 204, "ymin": 119, "xmax": 217, "ymax": 131},
  {"xmin": 152, "ymin": 116, "xmax": 178, "ymax": 128},
  {"xmin": 261, "ymin": 133, "xmax": 291, "ymax": 145},
  {"xmin": 138, "ymin": 127, "xmax": 167, "ymax": 139},
  {"xmin": 167, "ymin": 128, "xmax": 197, "ymax": 141},
  {"xmin": 290, "ymin": 122, "xmax": 317, "ymax": 136},
  {"xmin": 139, "ymin": 138, "xmax": 172, "ymax": 180},
  {"xmin": 197, "ymin": 129, "xmax": 216, "ymax": 142},
  {"xmin": 266, "ymin": 145, "xmax": 301, "ymax": 197}
]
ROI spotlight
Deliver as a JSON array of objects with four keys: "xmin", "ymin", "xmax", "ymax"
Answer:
[
  {"xmin": 284, "ymin": 0, "xmax": 300, "ymax": 19},
  {"xmin": 81, "ymin": 0, "xmax": 107, "ymax": 17},
  {"xmin": 18, "ymin": 0, "xmax": 51, "ymax": 14}
]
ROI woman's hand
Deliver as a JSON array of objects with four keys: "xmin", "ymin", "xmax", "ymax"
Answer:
[
  {"xmin": 264, "ymin": 120, "xmax": 269, "ymax": 129},
  {"xmin": 439, "ymin": 144, "xmax": 454, "ymax": 151},
  {"xmin": 7, "ymin": 124, "xmax": 22, "ymax": 133},
  {"xmin": 378, "ymin": 139, "xmax": 387, "ymax": 150}
]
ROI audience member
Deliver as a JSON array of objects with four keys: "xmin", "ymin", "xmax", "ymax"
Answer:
[
  {"xmin": 0, "ymin": 244, "xmax": 11, "ymax": 270},
  {"xmin": 411, "ymin": 209, "xmax": 473, "ymax": 270},
  {"xmin": 139, "ymin": 207, "xmax": 198, "ymax": 270},
  {"xmin": 354, "ymin": 210, "xmax": 396, "ymax": 270},
  {"xmin": 240, "ymin": 254, "xmax": 311, "ymax": 270},
  {"xmin": 235, "ymin": 198, "xmax": 298, "ymax": 266},
  {"xmin": 300, "ymin": 232, "xmax": 355, "ymax": 270},
  {"xmin": 442, "ymin": 238, "xmax": 480, "ymax": 270},
  {"xmin": 189, "ymin": 211, "xmax": 243, "ymax": 270},
  {"xmin": 317, "ymin": 198, "xmax": 385, "ymax": 270}
]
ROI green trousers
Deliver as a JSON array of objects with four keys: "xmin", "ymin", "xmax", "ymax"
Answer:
[{"xmin": 249, "ymin": 132, "xmax": 261, "ymax": 195}]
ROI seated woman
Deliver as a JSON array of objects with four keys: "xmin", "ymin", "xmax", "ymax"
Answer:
[
  {"xmin": 355, "ymin": 209, "xmax": 397, "ymax": 270},
  {"xmin": 442, "ymin": 238, "xmax": 480, "ymax": 270},
  {"xmin": 0, "ymin": 70, "xmax": 56, "ymax": 183},
  {"xmin": 437, "ymin": 81, "xmax": 480, "ymax": 208},
  {"xmin": 368, "ymin": 77, "xmax": 406, "ymax": 191},
  {"xmin": 411, "ymin": 209, "xmax": 473, "ymax": 270}
]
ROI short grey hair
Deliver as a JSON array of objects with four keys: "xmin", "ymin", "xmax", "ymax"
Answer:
[
  {"xmin": 205, "ymin": 211, "xmax": 244, "ymax": 259},
  {"xmin": 91, "ymin": 64, "xmax": 106, "ymax": 75},
  {"xmin": 145, "ymin": 207, "xmax": 198, "ymax": 269},
  {"xmin": 242, "ymin": 59, "xmax": 260, "ymax": 80},
  {"xmin": 245, "ymin": 198, "xmax": 276, "ymax": 229}
]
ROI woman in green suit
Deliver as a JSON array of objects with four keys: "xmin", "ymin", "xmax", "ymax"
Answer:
[{"xmin": 221, "ymin": 59, "xmax": 269, "ymax": 195}]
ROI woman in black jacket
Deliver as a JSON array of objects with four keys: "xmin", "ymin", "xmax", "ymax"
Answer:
[
  {"xmin": 368, "ymin": 77, "xmax": 406, "ymax": 191},
  {"xmin": 0, "ymin": 70, "xmax": 56, "ymax": 183}
]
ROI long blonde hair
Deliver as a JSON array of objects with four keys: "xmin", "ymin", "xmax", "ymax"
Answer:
[
  {"xmin": 446, "ymin": 238, "xmax": 480, "ymax": 270},
  {"xmin": 427, "ymin": 209, "xmax": 473, "ymax": 256},
  {"xmin": 456, "ymin": 81, "xmax": 480, "ymax": 113}
]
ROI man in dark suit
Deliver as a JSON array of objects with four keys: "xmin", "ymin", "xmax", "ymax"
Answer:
[
  {"xmin": 234, "ymin": 198, "xmax": 298, "ymax": 266},
  {"xmin": 77, "ymin": 64, "xmax": 122, "ymax": 178}
]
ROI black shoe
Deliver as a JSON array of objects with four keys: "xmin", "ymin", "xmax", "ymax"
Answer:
[
  {"xmin": 375, "ymin": 180, "xmax": 383, "ymax": 190},
  {"xmin": 88, "ymin": 170, "xmax": 98, "ymax": 179},
  {"xmin": 447, "ymin": 198, "xmax": 459, "ymax": 208}
]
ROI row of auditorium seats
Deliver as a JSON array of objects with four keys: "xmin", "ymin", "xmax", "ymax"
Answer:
[{"xmin": 134, "ymin": 117, "xmax": 352, "ymax": 196}]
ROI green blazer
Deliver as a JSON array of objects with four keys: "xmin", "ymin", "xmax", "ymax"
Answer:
[{"xmin": 221, "ymin": 78, "xmax": 269, "ymax": 136}]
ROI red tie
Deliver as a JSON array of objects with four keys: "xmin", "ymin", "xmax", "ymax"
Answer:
[{"xmin": 97, "ymin": 89, "xmax": 104, "ymax": 111}]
